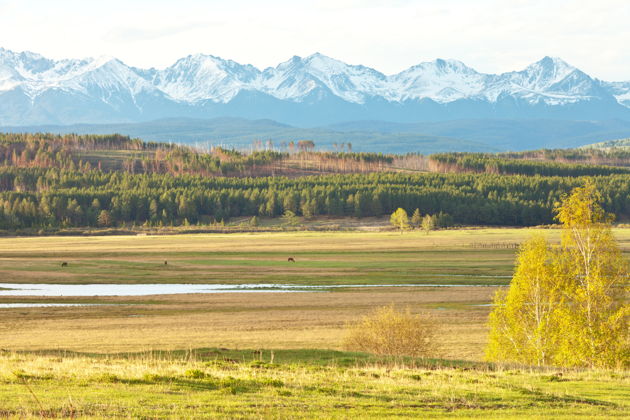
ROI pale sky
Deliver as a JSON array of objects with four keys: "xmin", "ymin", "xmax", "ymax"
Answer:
[{"xmin": 0, "ymin": 0, "xmax": 628, "ymax": 80}]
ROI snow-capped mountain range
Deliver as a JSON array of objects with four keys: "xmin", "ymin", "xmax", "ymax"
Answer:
[{"xmin": 1, "ymin": 48, "xmax": 629, "ymax": 126}]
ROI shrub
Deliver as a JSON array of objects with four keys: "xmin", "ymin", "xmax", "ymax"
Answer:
[
  {"xmin": 184, "ymin": 369, "xmax": 207, "ymax": 379},
  {"xmin": 342, "ymin": 305, "xmax": 435, "ymax": 357}
]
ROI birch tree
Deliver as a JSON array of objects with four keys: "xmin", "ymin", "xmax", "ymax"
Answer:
[
  {"xmin": 390, "ymin": 208, "xmax": 409, "ymax": 234},
  {"xmin": 553, "ymin": 181, "xmax": 628, "ymax": 368},
  {"xmin": 486, "ymin": 235, "xmax": 560, "ymax": 366},
  {"xmin": 487, "ymin": 181, "xmax": 628, "ymax": 368}
]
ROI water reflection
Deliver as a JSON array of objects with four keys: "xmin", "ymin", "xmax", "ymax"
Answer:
[
  {"xmin": 0, "ymin": 303, "xmax": 111, "ymax": 308},
  {"xmin": 0, "ymin": 283, "xmax": 497, "ymax": 297}
]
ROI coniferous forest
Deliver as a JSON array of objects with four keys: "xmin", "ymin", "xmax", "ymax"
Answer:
[{"xmin": 0, "ymin": 132, "xmax": 628, "ymax": 231}]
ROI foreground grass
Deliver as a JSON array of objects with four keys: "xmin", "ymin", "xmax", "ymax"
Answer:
[{"xmin": 0, "ymin": 349, "xmax": 627, "ymax": 418}]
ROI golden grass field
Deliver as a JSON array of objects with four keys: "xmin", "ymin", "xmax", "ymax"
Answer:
[
  {"xmin": 0, "ymin": 287, "xmax": 494, "ymax": 360},
  {"xmin": 0, "ymin": 228, "xmax": 628, "ymax": 418},
  {"xmin": 0, "ymin": 228, "xmax": 628, "ymax": 357}
]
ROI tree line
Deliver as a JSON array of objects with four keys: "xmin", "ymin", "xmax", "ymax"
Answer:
[
  {"xmin": 5, "ymin": 133, "xmax": 629, "ymax": 179},
  {"xmin": 500, "ymin": 147, "xmax": 630, "ymax": 165},
  {"xmin": 429, "ymin": 152, "xmax": 630, "ymax": 177},
  {"xmin": 0, "ymin": 133, "xmax": 403, "ymax": 177},
  {"xmin": 0, "ymin": 166, "xmax": 628, "ymax": 230}
]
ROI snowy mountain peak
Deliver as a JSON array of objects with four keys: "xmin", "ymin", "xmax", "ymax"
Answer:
[
  {"xmin": 534, "ymin": 55, "xmax": 573, "ymax": 68},
  {"xmin": 404, "ymin": 58, "xmax": 479, "ymax": 74},
  {"xmin": 259, "ymin": 53, "xmax": 388, "ymax": 103},
  {"xmin": 152, "ymin": 53, "xmax": 260, "ymax": 103},
  {"xmin": 434, "ymin": 58, "xmax": 477, "ymax": 73},
  {"xmin": 0, "ymin": 48, "xmax": 628, "ymax": 126},
  {"xmin": 524, "ymin": 56, "xmax": 578, "ymax": 83},
  {"xmin": 391, "ymin": 58, "xmax": 485, "ymax": 103},
  {"xmin": 480, "ymin": 56, "xmax": 601, "ymax": 105},
  {"xmin": 89, "ymin": 55, "xmax": 118, "ymax": 66}
]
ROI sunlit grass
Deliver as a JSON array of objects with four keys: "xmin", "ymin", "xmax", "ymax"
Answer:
[
  {"xmin": 0, "ymin": 349, "xmax": 626, "ymax": 418},
  {"xmin": 0, "ymin": 229, "xmax": 628, "ymax": 417},
  {"xmin": 4, "ymin": 227, "xmax": 626, "ymax": 285}
]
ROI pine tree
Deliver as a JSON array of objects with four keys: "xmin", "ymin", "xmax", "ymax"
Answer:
[
  {"xmin": 282, "ymin": 210, "xmax": 299, "ymax": 227},
  {"xmin": 97, "ymin": 210, "xmax": 112, "ymax": 227},
  {"xmin": 149, "ymin": 199, "xmax": 159, "ymax": 221}
]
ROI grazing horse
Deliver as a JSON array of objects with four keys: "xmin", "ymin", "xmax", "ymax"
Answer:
[
  {"xmin": 61, "ymin": 262, "xmax": 68, "ymax": 267},
  {"xmin": 164, "ymin": 261, "xmax": 168, "ymax": 265},
  {"xmin": 288, "ymin": 257, "xmax": 295, "ymax": 263}
]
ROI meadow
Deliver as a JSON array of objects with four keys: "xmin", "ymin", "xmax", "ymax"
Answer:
[
  {"xmin": 1, "ymin": 349, "xmax": 627, "ymax": 418},
  {"xmin": 0, "ymin": 227, "xmax": 600, "ymax": 286},
  {"xmin": 0, "ymin": 228, "xmax": 628, "ymax": 418}
]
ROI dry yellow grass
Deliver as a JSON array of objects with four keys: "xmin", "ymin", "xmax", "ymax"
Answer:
[
  {"xmin": 2, "ymin": 228, "xmax": 628, "ymax": 285},
  {"xmin": 0, "ymin": 228, "xmax": 627, "ymax": 361},
  {"xmin": 0, "ymin": 228, "xmax": 570, "ymax": 254},
  {"xmin": 0, "ymin": 287, "xmax": 495, "ymax": 360}
]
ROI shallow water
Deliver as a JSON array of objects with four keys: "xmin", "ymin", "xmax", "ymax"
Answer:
[
  {"xmin": 0, "ymin": 283, "xmax": 498, "ymax": 297},
  {"xmin": 0, "ymin": 303, "xmax": 112, "ymax": 308}
]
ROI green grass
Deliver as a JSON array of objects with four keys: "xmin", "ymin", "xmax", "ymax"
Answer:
[
  {"xmin": 0, "ymin": 349, "xmax": 626, "ymax": 419},
  {"xmin": 0, "ymin": 229, "xmax": 627, "ymax": 417},
  {"xmin": 0, "ymin": 249, "xmax": 602, "ymax": 285},
  {"xmin": 12, "ymin": 348, "xmax": 482, "ymax": 368},
  {"xmin": 0, "ymin": 228, "xmax": 626, "ymax": 286}
]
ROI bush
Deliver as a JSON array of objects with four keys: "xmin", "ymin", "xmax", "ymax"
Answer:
[
  {"xmin": 342, "ymin": 305, "xmax": 435, "ymax": 357},
  {"xmin": 184, "ymin": 369, "xmax": 207, "ymax": 379}
]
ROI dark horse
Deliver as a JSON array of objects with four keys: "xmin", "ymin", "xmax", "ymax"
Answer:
[
  {"xmin": 61, "ymin": 262, "xmax": 68, "ymax": 267},
  {"xmin": 164, "ymin": 261, "xmax": 168, "ymax": 265},
  {"xmin": 287, "ymin": 257, "xmax": 295, "ymax": 263}
]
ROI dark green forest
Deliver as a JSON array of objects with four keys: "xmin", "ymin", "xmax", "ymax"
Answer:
[
  {"xmin": 1, "ymin": 167, "xmax": 628, "ymax": 230},
  {"xmin": 429, "ymin": 152, "xmax": 630, "ymax": 176},
  {"xmin": 0, "ymin": 133, "xmax": 628, "ymax": 231}
]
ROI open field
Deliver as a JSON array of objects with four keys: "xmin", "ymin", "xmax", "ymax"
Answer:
[
  {"xmin": 0, "ymin": 287, "xmax": 494, "ymax": 359},
  {"xmin": 0, "ymin": 228, "xmax": 628, "ymax": 418},
  {"xmin": 0, "ymin": 228, "xmax": 628, "ymax": 355},
  {"xmin": 1, "ymin": 227, "xmax": 628, "ymax": 285}
]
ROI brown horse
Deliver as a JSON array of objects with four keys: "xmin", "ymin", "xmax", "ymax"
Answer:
[
  {"xmin": 288, "ymin": 257, "xmax": 295, "ymax": 263},
  {"xmin": 61, "ymin": 262, "xmax": 68, "ymax": 267}
]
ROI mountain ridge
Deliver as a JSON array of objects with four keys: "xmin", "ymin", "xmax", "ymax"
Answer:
[{"xmin": 1, "ymin": 48, "xmax": 629, "ymax": 126}]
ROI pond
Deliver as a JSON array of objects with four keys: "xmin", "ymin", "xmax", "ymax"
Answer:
[
  {"xmin": 0, "ymin": 283, "xmax": 498, "ymax": 297},
  {"xmin": 0, "ymin": 303, "xmax": 113, "ymax": 308}
]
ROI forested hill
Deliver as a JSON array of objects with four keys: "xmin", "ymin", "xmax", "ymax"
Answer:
[
  {"xmin": 3, "ymin": 132, "xmax": 630, "ymax": 178},
  {"xmin": 0, "ymin": 132, "xmax": 410, "ymax": 177},
  {"xmin": 0, "ymin": 132, "xmax": 628, "ymax": 232}
]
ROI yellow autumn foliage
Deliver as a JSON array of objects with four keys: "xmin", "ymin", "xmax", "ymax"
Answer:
[
  {"xmin": 487, "ymin": 181, "xmax": 628, "ymax": 368},
  {"xmin": 343, "ymin": 305, "xmax": 435, "ymax": 357}
]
